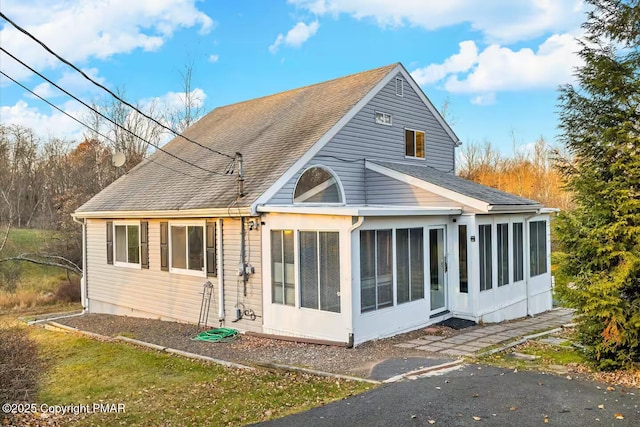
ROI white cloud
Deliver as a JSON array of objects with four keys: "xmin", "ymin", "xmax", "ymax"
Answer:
[
  {"xmin": 411, "ymin": 41, "xmax": 478, "ymax": 85},
  {"xmin": 0, "ymin": 99, "xmax": 85, "ymax": 140},
  {"xmin": 208, "ymin": 54, "xmax": 220, "ymax": 63},
  {"xmin": 0, "ymin": 0, "xmax": 214, "ymax": 80},
  {"xmin": 411, "ymin": 34, "xmax": 582, "ymax": 100},
  {"xmin": 470, "ymin": 93, "xmax": 496, "ymax": 106},
  {"xmin": 289, "ymin": 0, "xmax": 586, "ymax": 44},
  {"xmin": 269, "ymin": 21, "xmax": 320, "ymax": 53},
  {"xmin": 149, "ymin": 88, "xmax": 208, "ymax": 112},
  {"xmin": 444, "ymin": 34, "xmax": 582, "ymax": 93}
]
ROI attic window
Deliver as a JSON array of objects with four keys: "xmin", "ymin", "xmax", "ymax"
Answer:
[
  {"xmin": 294, "ymin": 166, "xmax": 343, "ymax": 204},
  {"xmin": 374, "ymin": 111, "xmax": 392, "ymax": 126},
  {"xmin": 396, "ymin": 77, "xmax": 404, "ymax": 97}
]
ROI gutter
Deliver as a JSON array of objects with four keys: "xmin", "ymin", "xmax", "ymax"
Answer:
[{"xmin": 71, "ymin": 215, "xmax": 88, "ymax": 313}]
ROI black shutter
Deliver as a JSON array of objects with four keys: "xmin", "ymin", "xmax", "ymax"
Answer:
[
  {"xmin": 206, "ymin": 221, "xmax": 217, "ymax": 277},
  {"xmin": 106, "ymin": 221, "xmax": 113, "ymax": 265},
  {"xmin": 140, "ymin": 221, "xmax": 149, "ymax": 269},
  {"xmin": 160, "ymin": 222, "xmax": 169, "ymax": 271}
]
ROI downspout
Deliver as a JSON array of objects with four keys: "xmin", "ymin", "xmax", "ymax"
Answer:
[
  {"xmin": 72, "ymin": 215, "xmax": 88, "ymax": 313},
  {"xmin": 217, "ymin": 218, "xmax": 225, "ymax": 322},
  {"xmin": 346, "ymin": 216, "xmax": 364, "ymax": 347}
]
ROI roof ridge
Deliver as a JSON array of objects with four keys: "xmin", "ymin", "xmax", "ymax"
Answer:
[{"xmin": 213, "ymin": 62, "xmax": 399, "ymax": 111}]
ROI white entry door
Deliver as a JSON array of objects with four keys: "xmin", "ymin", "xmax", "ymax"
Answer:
[{"xmin": 429, "ymin": 226, "xmax": 447, "ymax": 313}]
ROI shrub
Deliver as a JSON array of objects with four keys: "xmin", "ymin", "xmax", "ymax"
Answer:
[
  {"xmin": 55, "ymin": 277, "xmax": 81, "ymax": 303},
  {"xmin": 0, "ymin": 324, "xmax": 42, "ymax": 402}
]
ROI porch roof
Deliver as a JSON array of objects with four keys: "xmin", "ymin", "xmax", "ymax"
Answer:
[{"xmin": 366, "ymin": 160, "xmax": 543, "ymax": 213}]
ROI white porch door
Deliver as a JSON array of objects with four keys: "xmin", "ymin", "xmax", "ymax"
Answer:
[{"xmin": 429, "ymin": 226, "xmax": 447, "ymax": 313}]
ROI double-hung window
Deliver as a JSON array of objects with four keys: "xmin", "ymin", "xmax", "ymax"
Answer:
[
  {"xmin": 271, "ymin": 230, "xmax": 296, "ymax": 306},
  {"xmin": 107, "ymin": 221, "xmax": 148, "ymax": 268},
  {"xmin": 170, "ymin": 223, "xmax": 204, "ymax": 275},
  {"xmin": 405, "ymin": 129, "xmax": 425, "ymax": 159}
]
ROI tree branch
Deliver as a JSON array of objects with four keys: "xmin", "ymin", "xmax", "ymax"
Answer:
[{"xmin": 0, "ymin": 253, "xmax": 82, "ymax": 275}]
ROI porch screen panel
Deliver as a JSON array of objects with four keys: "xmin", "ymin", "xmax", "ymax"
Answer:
[
  {"xmin": 300, "ymin": 231, "xmax": 319, "ymax": 309},
  {"xmin": 410, "ymin": 228, "xmax": 424, "ymax": 300},
  {"xmin": 360, "ymin": 230, "xmax": 376, "ymax": 312},
  {"xmin": 529, "ymin": 221, "xmax": 548, "ymax": 277},
  {"xmin": 396, "ymin": 229, "xmax": 410, "ymax": 304},
  {"xmin": 513, "ymin": 223, "xmax": 524, "ymax": 282},
  {"xmin": 479, "ymin": 224, "xmax": 492, "ymax": 291},
  {"xmin": 497, "ymin": 223, "xmax": 509, "ymax": 287},
  {"xmin": 376, "ymin": 230, "xmax": 393, "ymax": 309},
  {"xmin": 458, "ymin": 225, "xmax": 468, "ymax": 293},
  {"xmin": 319, "ymin": 232, "xmax": 340, "ymax": 313}
]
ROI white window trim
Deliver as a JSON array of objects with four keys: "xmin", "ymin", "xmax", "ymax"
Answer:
[
  {"xmin": 169, "ymin": 220, "xmax": 206, "ymax": 277},
  {"xmin": 113, "ymin": 220, "xmax": 141, "ymax": 269},
  {"xmin": 292, "ymin": 164, "xmax": 346, "ymax": 205},
  {"xmin": 404, "ymin": 128, "xmax": 426, "ymax": 160},
  {"xmin": 374, "ymin": 111, "xmax": 392, "ymax": 126}
]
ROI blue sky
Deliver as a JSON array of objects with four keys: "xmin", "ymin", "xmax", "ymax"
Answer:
[{"xmin": 0, "ymin": 0, "xmax": 587, "ymax": 154}]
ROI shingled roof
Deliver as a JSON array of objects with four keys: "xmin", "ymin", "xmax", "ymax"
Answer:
[
  {"xmin": 76, "ymin": 63, "xmax": 399, "ymax": 214},
  {"xmin": 368, "ymin": 160, "xmax": 542, "ymax": 208}
]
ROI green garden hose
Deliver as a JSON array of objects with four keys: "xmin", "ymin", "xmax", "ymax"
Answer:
[{"xmin": 191, "ymin": 327, "xmax": 239, "ymax": 343}]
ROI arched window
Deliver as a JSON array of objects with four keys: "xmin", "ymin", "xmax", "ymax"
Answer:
[{"xmin": 294, "ymin": 166, "xmax": 344, "ymax": 204}]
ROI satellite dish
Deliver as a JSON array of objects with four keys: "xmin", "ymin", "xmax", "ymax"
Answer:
[{"xmin": 112, "ymin": 152, "xmax": 126, "ymax": 168}]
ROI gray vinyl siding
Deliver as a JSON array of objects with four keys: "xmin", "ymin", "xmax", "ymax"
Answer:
[
  {"xmin": 85, "ymin": 218, "xmax": 262, "ymax": 332},
  {"xmin": 268, "ymin": 72, "xmax": 457, "ymax": 205},
  {"xmin": 365, "ymin": 171, "xmax": 462, "ymax": 207}
]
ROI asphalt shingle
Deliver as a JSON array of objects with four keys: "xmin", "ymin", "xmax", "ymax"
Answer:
[{"xmin": 77, "ymin": 63, "xmax": 399, "ymax": 213}]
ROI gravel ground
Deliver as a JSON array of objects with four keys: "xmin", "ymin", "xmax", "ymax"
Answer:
[{"xmin": 55, "ymin": 314, "xmax": 460, "ymax": 378}]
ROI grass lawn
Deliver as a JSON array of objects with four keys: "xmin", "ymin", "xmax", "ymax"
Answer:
[{"xmin": 16, "ymin": 322, "xmax": 373, "ymax": 426}]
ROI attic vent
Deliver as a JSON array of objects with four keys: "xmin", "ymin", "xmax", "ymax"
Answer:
[
  {"xmin": 396, "ymin": 77, "xmax": 404, "ymax": 97},
  {"xmin": 374, "ymin": 111, "xmax": 392, "ymax": 126}
]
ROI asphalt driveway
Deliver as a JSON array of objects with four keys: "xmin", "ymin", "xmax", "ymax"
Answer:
[{"xmin": 258, "ymin": 364, "xmax": 640, "ymax": 426}]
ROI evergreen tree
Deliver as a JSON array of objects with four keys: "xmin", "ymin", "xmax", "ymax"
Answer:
[{"xmin": 555, "ymin": 0, "xmax": 640, "ymax": 369}]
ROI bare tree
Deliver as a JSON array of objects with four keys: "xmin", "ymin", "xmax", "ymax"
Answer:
[{"xmin": 165, "ymin": 62, "xmax": 205, "ymax": 133}]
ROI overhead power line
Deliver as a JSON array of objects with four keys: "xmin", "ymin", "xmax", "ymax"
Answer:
[
  {"xmin": 1, "ymin": 47, "xmax": 225, "ymax": 176},
  {"xmin": 0, "ymin": 11, "xmax": 236, "ymax": 161},
  {"xmin": 0, "ymin": 69, "xmax": 203, "ymax": 180}
]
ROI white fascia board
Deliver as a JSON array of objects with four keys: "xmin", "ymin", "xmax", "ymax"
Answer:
[
  {"xmin": 487, "ymin": 204, "xmax": 544, "ymax": 213},
  {"xmin": 365, "ymin": 161, "xmax": 490, "ymax": 212},
  {"xmin": 539, "ymin": 207, "xmax": 560, "ymax": 214},
  {"xmin": 73, "ymin": 206, "xmax": 252, "ymax": 219},
  {"xmin": 398, "ymin": 64, "xmax": 461, "ymax": 146},
  {"xmin": 257, "ymin": 205, "xmax": 462, "ymax": 216},
  {"xmin": 250, "ymin": 64, "xmax": 404, "ymax": 215}
]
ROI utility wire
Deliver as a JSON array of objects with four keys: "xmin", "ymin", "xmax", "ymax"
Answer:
[
  {"xmin": 1, "ymin": 47, "xmax": 225, "ymax": 176},
  {"xmin": 0, "ymin": 69, "xmax": 203, "ymax": 180},
  {"xmin": 0, "ymin": 11, "xmax": 236, "ymax": 161}
]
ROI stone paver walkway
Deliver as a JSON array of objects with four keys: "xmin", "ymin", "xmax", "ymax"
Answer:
[{"xmin": 394, "ymin": 308, "xmax": 574, "ymax": 357}]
